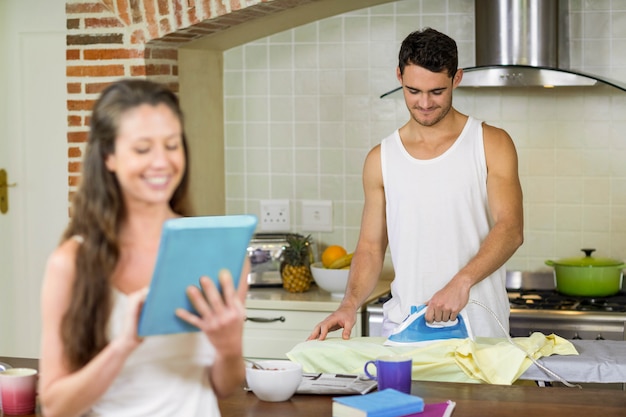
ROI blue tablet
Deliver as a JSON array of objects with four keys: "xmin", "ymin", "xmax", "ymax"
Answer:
[{"xmin": 138, "ymin": 214, "xmax": 258, "ymax": 336}]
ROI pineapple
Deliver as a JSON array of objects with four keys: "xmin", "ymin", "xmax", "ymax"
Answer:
[{"xmin": 281, "ymin": 234, "xmax": 313, "ymax": 293}]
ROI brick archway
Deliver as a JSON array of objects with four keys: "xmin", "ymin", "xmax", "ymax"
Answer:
[
  {"xmin": 65, "ymin": 0, "xmax": 393, "ymax": 213},
  {"xmin": 66, "ymin": 0, "xmax": 318, "ymax": 192}
]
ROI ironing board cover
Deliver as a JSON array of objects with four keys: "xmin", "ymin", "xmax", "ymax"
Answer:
[{"xmin": 287, "ymin": 333, "xmax": 578, "ymax": 385}]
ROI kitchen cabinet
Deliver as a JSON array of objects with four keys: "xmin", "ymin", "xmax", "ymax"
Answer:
[{"xmin": 244, "ymin": 281, "xmax": 390, "ymax": 359}]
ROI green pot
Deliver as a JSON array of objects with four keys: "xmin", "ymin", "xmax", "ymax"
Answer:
[{"xmin": 545, "ymin": 249, "xmax": 624, "ymax": 297}]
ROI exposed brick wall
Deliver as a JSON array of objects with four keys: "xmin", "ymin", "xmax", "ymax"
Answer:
[{"xmin": 65, "ymin": 0, "xmax": 319, "ymax": 199}]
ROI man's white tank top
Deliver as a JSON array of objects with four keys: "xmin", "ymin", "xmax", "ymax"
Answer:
[{"xmin": 380, "ymin": 116, "xmax": 509, "ymax": 338}]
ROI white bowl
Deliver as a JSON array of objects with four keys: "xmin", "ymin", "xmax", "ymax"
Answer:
[
  {"xmin": 310, "ymin": 261, "xmax": 349, "ymax": 298},
  {"xmin": 245, "ymin": 360, "xmax": 302, "ymax": 402}
]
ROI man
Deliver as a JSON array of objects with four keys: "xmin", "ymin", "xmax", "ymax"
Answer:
[{"xmin": 309, "ymin": 28, "xmax": 523, "ymax": 341}]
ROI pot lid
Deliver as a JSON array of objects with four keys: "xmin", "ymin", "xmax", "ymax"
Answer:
[{"xmin": 549, "ymin": 249, "xmax": 624, "ymax": 267}]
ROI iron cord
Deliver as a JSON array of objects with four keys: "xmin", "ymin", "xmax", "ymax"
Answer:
[{"xmin": 468, "ymin": 299, "xmax": 582, "ymax": 389}]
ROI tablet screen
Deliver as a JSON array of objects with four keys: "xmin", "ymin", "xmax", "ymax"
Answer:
[{"xmin": 138, "ymin": 214, "xmax": 257, "ymax": 336}]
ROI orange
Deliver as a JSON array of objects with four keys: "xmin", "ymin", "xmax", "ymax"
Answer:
[{"xmin": 321, "ymin": 245, "xmax": 347, "ymax": 268}]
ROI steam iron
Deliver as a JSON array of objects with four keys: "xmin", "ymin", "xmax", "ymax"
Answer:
[{"xmin": 384, "ymin": 304, "xmax": 473, "ymax": 347}]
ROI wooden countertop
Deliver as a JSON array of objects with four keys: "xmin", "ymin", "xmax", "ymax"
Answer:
[
  {"xmin": 4, "ymin": 357, "xmax": 625, "ymax": 417},
  {"xmin": 218, "ymin": 381, "xmax": 626, "ymax": 417}
]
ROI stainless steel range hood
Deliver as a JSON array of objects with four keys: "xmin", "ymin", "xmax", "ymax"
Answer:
[{"xmin": 381, "ymin": 0, "xmax": 626, "ymax": 98}]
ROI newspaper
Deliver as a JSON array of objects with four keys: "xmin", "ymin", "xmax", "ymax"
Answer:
[{"xmin": 296, "ymin": 373, "xmax": 378, "ymax": 395}]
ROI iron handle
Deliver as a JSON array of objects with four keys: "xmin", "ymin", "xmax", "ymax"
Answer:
[{"xmin": 245, "ymin": 316, "xmax": 286, "ymax": 323}]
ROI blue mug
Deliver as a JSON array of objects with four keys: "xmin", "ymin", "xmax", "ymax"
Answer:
[{"xmin": 364, "ymin": 355, "xmax": 412, "ymax": 394}]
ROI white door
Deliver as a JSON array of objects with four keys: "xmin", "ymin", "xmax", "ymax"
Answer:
[{"xmin": 0, "ymin": 0, "xmax": 68, "ymax": 358}]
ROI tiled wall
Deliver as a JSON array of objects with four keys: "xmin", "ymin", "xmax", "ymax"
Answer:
[{"xmin": 223, "ymin": 0, "xmax": 626, "ymax": 272}]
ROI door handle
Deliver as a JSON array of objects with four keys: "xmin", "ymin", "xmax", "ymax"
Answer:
[
  {"xmin": 0, "ymin": 169, "xmax": 17, "ymax": 214},
  {"xmin": 245, "ymin": 316, "xmax": 286, "ymax": 323}
]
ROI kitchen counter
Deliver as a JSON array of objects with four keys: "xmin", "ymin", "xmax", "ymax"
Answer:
[
  {"xmin": 243, "ymin": 279, "xmax": 391, "ymax": 358},
  {"xmin": 218, "ymin": 380, "xmax": 626, "ymax": 417},
  {"xmin": 4, "ymin": 356, "xmax": 625, "ymax": 417},
  {"xmin": 246, "ymin": 279, "xmax": 391, "ymax": 312}
]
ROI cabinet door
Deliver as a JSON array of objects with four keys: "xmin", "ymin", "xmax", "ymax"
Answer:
[{"xmin": 244, "ymin": 309, "xmax": 361, "ymax": 359}]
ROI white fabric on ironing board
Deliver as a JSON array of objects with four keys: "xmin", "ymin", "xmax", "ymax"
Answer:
[{"xmin": 287, "ymin": 334, "xmax": 578, "ymax": 385}]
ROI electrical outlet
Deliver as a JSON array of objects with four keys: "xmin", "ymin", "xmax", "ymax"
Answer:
[
  {"xmin": 301, "ymin": 200, "xmax": 333, "ymax": 232},
  {"xmin": 259, "ymin": 199, "xmax": 291, "ymax": 231}
]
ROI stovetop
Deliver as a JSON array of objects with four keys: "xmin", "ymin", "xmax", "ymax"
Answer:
[
  {"xmin": 506, "ymin": 270, "xmax": 626, "ymax": 314},
  {"xmin": 508, "ymin": 289, "xmax": 626, "ymax": 313}
]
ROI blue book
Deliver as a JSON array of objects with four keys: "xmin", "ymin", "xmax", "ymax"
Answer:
[
  {"xmin": 332, "ymin": 389, "xmax": 425, "ymax": 417},
  {"xmin": 137, "ymin": 214, "xmax": 257, "ymax": 336}
]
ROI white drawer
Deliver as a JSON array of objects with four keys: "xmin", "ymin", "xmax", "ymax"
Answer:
[{"xmin": 244, "ymin": 308, "xmax": 361, "ymax": 359}]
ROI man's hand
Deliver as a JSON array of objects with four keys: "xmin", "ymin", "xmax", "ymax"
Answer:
[
  {"xmin": 424, "ymin": 277, "xmax": 471, "ymax": 323},
  {"xmin": 307, "ymin": 305, "xmax": 357, "ymax": 341}
]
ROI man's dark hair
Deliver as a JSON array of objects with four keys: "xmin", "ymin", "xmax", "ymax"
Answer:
[{"xmin": 398, "ymin": 27, "xmax": 458, "ymax": 78}]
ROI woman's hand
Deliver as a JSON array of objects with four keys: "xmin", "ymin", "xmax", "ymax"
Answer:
[
  {"xmin": 175, "ymin": 268, "xmax": 249, "ymax": 397},
  {"xmin": 175, "ymin": 270, "xmax": 247, "ymax": 352},
  {"xmin": 111, "ymin": 287, "xmax": 149, "ymax": 353}
]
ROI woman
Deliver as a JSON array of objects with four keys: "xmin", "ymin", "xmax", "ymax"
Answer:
[{"xmin": 39, "ymin": 79, "xmax": 249, "ymax": 417}]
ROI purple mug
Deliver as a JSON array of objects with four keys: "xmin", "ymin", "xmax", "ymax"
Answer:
[{"xmin": 364, "ymin": 355, "xmax": 412, "ymax": 394}]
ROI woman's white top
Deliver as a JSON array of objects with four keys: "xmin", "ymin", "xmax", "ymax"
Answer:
[
  {"xmin": 380, "ymin": 116, "xmax": 510, "ymax": 338},
  {"xmin": 85, "ymin": 289, "xmax": 219, "ymax": 417}
]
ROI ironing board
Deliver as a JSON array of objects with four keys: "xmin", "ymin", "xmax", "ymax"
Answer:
[
  {"xmin": 520, "ymin": 339, "xmax": 626, "ymax": 384},
  {"xmin": 287, "ymin": 336, "xmax": 626, "ymax": 385}
]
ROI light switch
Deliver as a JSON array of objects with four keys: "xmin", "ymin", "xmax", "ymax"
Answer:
[{"xmin": 301, "ymin": 200, "xmax": 333, "ymax": 232}]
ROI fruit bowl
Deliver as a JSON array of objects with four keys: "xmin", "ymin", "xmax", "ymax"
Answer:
[{"xmin": 310, "ymin": 261, "xmax": 349, "ymax": 298}]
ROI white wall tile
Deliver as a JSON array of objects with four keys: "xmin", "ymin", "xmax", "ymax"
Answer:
[
  {"xmin": 224, "ymin": 70, "xmax": 243, "ymax": 95},
  {"xmin": 244, "ymin": 71, "xmax": 268, "ymax": 95},
  {"xmin": 270, "ymin": 149, "xmax": 295, "ymax": 174},
  {"xmin": 583, "ymin": 177, "xmax": 611, "ymax": 204},
  {"xmin": 319, "ymin": 43, "xmax": 345, "ymax": 69},
  {"xmin": 583, "ymin": 11, "xmax": 611, "ymax": 38},
  {"xmin": 344, "ymin": 16, "xmax": 370, "ymax": 42},
  {"xmin": 555, "ymin": 205, "xmax": 583, "ymax": 231},
  {"xmin": 270, "ymin": 96, "xmax": 294, "ymax": 122},
  {"xmin": 319, "ymin": 70, "xmax": 345, "ymax": 94},
  {"xmin": 555, "ymin": 178, "xmax": 583, "ymax": 204},
  {"xmin": 269, "ymin": 44, "xmax": 293, "ymax": 70},
  {"xmin": 246, "ymin": 174, "xmax": 270, "ymax": 199},
  {"xmin": 269, "ymin": 123, "xmax": 294, "ymax": 147},
  {"xmin": 245, "ymin": 122, "xmax": 268, "ymax": 147},
  {"xmin": 319, "ymin": 17, "xmax": 344, "ymax": 42},
  {"xmin": 421, "ymin": 0, "xmax": 446, "ymax": 14},
  {"xmin": 294, "ymin": 122, "xmax": 319, "ymax": 147},
  {"xmin": 244, "ymin": 44, "xmax": 268, "ymax": 70},
  {"xmin": 293, "ymin": 44, "xmax": 318, "ymax": 69}
]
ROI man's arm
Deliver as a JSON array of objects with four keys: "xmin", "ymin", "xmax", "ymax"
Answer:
[
  {"xmin": 425, "ymin": 123, "xmax": 524, "ymax": 322},
  {"xmin": 308, "ymin": 145, "xmax": 388, "ymax": 340}
]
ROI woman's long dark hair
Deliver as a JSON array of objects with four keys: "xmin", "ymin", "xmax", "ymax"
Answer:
[{"xmin": 60, "ymin": 79, "xmax": 192, "ymax": 370}]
